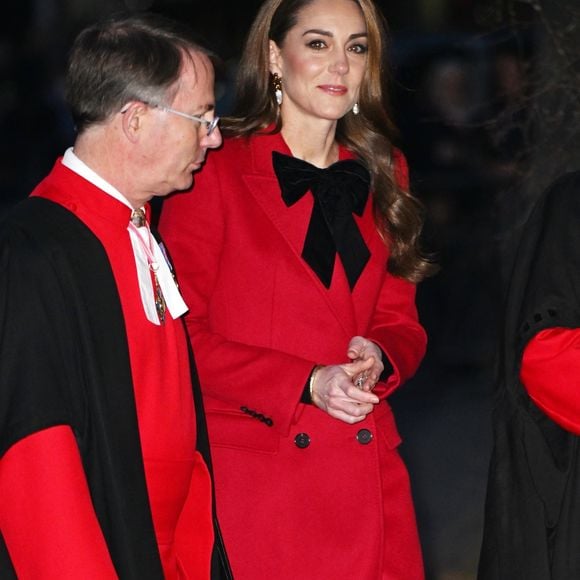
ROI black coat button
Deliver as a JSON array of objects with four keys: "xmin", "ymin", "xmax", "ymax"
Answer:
[
  {"xmin": 356, "ymin": 428, "xmax": 373, "ymax": 445},
  {"xmin": 294, "ymin": 432, "xmax": 311, "ymax": 448}
]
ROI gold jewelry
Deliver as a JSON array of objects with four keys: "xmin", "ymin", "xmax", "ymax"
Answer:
[
  {"xmin": 130, "ymin": 208, "xmax": 146, "ymax": 227},
  {"xmin": 272, "ymin": 72, "xmax": 283, "ymax": 105},
  {"xmin": 309, "ymin": 365, "xmax": 322, "ymax": 400},
  {"xmin": 128, "ymin": 213, "xmax": 166, "ymax": 324}
]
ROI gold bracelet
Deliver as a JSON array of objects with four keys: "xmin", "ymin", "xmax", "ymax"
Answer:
[{"xmin": 309, "ymin": 365, "xmax": 322, "ymax": 401}]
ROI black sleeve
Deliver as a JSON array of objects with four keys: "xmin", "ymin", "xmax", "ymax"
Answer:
[
  {"xmin": 378, "ymin": 347, "xmax": 394, "ymax": 382},
  {"xmin": 515, "ymin": 172, "xmax": 580, "ymax": 352},
  {"xmin": 0, "ymin": 221, "xmax": 76, "ymax": 458}
]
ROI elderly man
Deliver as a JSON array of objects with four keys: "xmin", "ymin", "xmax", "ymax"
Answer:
[{"xmin": 0, "ymin": 12, "xmax": 231, "ymax": 579}]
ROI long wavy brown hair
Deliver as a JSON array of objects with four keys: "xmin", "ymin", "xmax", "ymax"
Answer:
[{"xmin": 224, "ymin": 0, "xmax": 437, "ymax": 282}]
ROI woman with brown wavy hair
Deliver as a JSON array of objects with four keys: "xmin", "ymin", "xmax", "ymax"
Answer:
[{"xmin": 159, "ymin": 0, "xmax": 434, "ymax": 577}]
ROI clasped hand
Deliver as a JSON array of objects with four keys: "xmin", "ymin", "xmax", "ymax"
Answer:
[{"xmin": 310, "ymin": 337, "xmax": 384, "ymax": 424}]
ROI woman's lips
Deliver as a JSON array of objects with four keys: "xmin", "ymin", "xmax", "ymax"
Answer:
[{"xmin": 318, "ymin": 85, "xmax": 348, "ymax": 95}]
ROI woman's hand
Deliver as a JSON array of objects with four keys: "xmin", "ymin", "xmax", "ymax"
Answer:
[
  {"xmin": 310, "ymin": 358, "xmax": 380, "ymax": 424},
  {"xmin": 346, "ymin": 336, "xmax": 385, "ymax": 391}
]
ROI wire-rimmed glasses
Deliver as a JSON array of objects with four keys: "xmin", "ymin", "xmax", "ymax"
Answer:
[
  {"xmin": 121, "ymin": 101, "xmax": 220, "ymax": 136},
  {"xmin": 150, "ymin": 104, "xmax": 220, "ymax": 136}
]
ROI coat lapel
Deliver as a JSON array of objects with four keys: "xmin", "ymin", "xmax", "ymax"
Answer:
[{"xmin": 241, "ymin": 131, "xmax": 381, "ymax": 338}]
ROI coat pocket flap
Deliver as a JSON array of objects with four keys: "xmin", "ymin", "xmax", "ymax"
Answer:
[{"xmin": 207, "ymin": 411, "xmax": 280, "ymax": 455}]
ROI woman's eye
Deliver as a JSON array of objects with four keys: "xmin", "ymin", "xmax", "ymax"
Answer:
[
  {"xmin": 349, "ymin": 43, "xmax": 368, "ymax": 55},
  {"xmin": 307, "ymin": 39, "xmax": 327, "ymax": 50}
]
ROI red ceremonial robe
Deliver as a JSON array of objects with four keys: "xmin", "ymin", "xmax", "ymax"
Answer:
[
  {"xmin": 0, "ymin": 160, "xmax": 232, "ymax": 579},
  {"xmin": 159, "ymin": 131, "xmax": 426, "ymax": 580}
]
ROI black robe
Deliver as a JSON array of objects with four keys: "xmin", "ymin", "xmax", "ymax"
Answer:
[
  {"xmin": 478, "ymin": 171, "xmax": 580, "ymax": 579},
  {"xmin": 0, "ymin": 197, "xmax": 233, "ymax": 579}
]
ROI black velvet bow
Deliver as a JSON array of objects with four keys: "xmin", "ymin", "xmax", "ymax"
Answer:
[{"xmin": 272, "ymin": 150, "xmax": 371, "ymax": 289}]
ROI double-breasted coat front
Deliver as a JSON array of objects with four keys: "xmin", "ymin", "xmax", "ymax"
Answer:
[{"xmin": 159, "ymin": 130, "xmax": 427, "ymax": 580}]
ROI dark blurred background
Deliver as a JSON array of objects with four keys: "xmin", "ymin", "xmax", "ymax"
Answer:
[{"xmin": 2, "ymin": 1, "xmax": 580, "ymax": 578}]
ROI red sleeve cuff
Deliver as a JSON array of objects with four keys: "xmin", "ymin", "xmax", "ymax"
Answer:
[
  {"xmin": 521, "ymin": 327, "xmax": 580, "ymax": 434},
  {"xmin": 0, "ymin": 425, "xmax": 117, "ymax": 578}
]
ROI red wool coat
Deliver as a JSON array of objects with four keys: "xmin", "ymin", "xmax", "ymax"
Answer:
[{"xmin": 159, "ymin": 130, "xmax": 427, "ymax": 580}]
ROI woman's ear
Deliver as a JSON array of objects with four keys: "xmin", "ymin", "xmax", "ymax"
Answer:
[{"xmin": 269, "ymin": 40, "xmax": 282, "ymax": 76}]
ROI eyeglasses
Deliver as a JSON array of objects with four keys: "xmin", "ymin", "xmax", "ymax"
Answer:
[
  {"xmin": 150, "ymin": 104, "xmax": 220, "ymax": 136},
  {"xmin": 120, "ymin": 101, "xmax": 220, "ymax": 136}
]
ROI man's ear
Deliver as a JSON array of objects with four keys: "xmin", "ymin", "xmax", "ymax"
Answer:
[
  {"xmin": 120, "ymin": 101, "xmax": 148, "ymax": 143},
  {"xmin": 268, "ymin": 40, "xmax": 283, "ymax": 76}
]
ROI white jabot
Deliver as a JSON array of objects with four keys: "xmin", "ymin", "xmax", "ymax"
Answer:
[{"xmin": 61, "ymin": 147, "xmax": 188, "ymax": 325}]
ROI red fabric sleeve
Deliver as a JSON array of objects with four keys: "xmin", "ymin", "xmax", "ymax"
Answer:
[
  {"xmin": 158, "ymin": 151, "xmax": 317, "ymax": 436},
  {"xmin": 368, "ymin": 150, "xmax": 426, "ymax": 397},
  {"xmin": 520, "ymin": 327, "xmax": 580, "ymax": 434},
  {"xmin": 0, "ymin": 425, "xmax": 118, "ymax": 579}
]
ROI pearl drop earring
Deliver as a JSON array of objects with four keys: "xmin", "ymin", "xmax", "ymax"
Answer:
[{"xmin": 272, "ymin": 73, "xmax": 283, "ymax": 106}]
